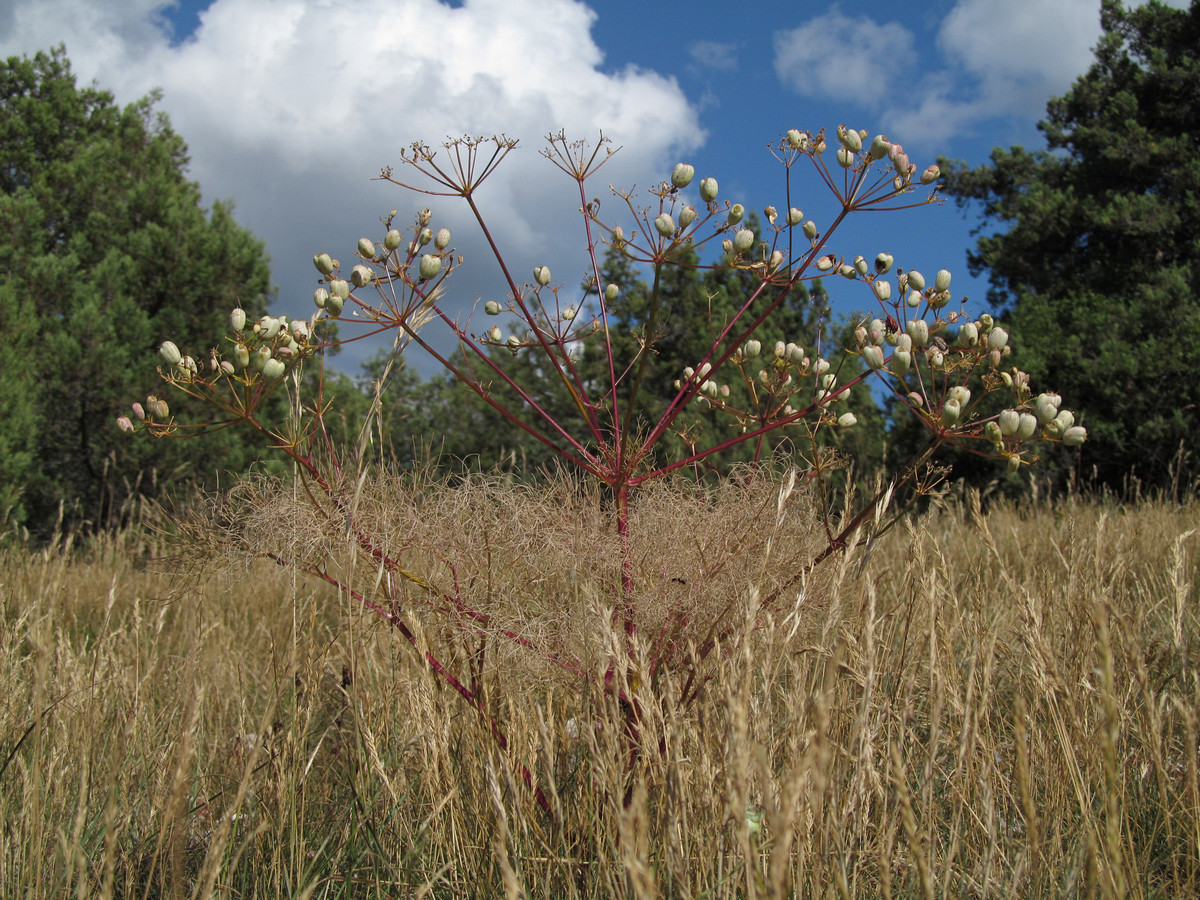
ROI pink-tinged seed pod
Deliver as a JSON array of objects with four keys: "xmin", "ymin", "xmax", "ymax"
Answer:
[
  {"xmin": 220, "ymin": 361, "xmax": 235, "ymax": 375},
  {"xmin": 158, "ymin": 341, "xmax": 181, "ymax": 366},
  {"xmin": 906, "ymin": 318, "xmax": 929, "ymax": 346},
  {"xmin": 313, "ymin": 253, "xmax": 334, "ymax": 274},
  {"xmin": 869, "ymin": 134, "xmax": 890, "ymax": 159},
  {"xmin": 1016, "ymin": 413, "xmax": 1038, "ymax": 440},
  {"xmin": 920, "ymin": 164, "xmax": 940, "ymax": 185},
  {"xmin": 699, "ymin": 177, "xmax": 718, "ymax": 203},
  {"xmin": 935, "ymin": 269, "xmax": 952, "ymax": 292},
  {"xmin": 998, "ymin": 409, "xmax": 1020, "ymax": 436},
  {"xmin": 803, "ymin": 220, "xmax": 818, "ymax": 239},
  {"xmin": 131, "ymin": 402, "xmax": 145, "ymax": 420},
  {"xmin": 654, "ymin": 213, "xmax": 677, "ymax": 237},
  {"xmin": 941, "ymin": 398, "xmax": 961, "ymax": 426},
  {"xmin": 1063, "ymin": 425, "xmax": 1088, "ymax": 446},
  {"xmin": 384, "ymin": 229, "xmax": 403, "ymax": 251},
  {"xmin": 488, "ymin": 325, "xmax": 502, "ymax": 342},
  {"xmin": 605, "ymin": 283, "xmax": 620, "ymax": 302},
  {"xmin": 787, "ymin": 207, "xmax": 803, "ymax": 226},
  {"xmin": 231, "ymin": 308, "xmax": 246, "ymax": 331},
  {"xmin": 862, "ymin": 345, "xmax": 885, "ymax": 369},
  {"xmin": 727, "ymin": 204, "xmax": 745, "ymax": 225},
  {"xmin": 733, "ymin": 229, "xmax": 754, "ymax": 252},
  {"xmin": 868, "ymin": 319, "xmax": 886, "ymax": 344},
  {"xmin": 671, "ymin": 163, "xmax": 695, "ymax": 188},
  {"xmin": 533, "ymin": 265, "xmax": 552, "ymax": 286},
  {"xmin": 839, "ymin": 412, "xmax": 858, "ymax": 428},
  {"xmin": 907, "ymin": 392, "xmax": 925, "ymax": 408},
  {"xmin": 875, "ymin": 253, "xmax": 894, "ymax": 274},
  {"xmin": 116, "ymin": 415, "xmax": 134, "ymax": 433},
  {"xmin": 434, "ymin": 228, "xmax": 451, "ymax": 251},
  {"xmin": 357, "ymin": 238, "xmax": 375, "ymax": 259},
  {"xmin": 679, "ymin": 205, "xmax": 697, "ymax": 228},
  {"xmin": 350, "ymin": 265, "xmax": 374, "ymax": 287},
  {"xmin": 419, "ymin": 255, "xmax": 441, "ymax": 281},
  {"xmin": 485, "ymin": 300, "xmax": 502, "ymax": 315}
]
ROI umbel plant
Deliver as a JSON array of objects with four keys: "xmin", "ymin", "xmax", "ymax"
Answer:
[{"xmin": 121, "ymin": 128, "xmax": 1085, "ymax": 810}]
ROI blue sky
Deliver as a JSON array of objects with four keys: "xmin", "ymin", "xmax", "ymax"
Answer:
[{"xmin": 3, "ymin": 0, "xmax": 1169, "ymax": 376}]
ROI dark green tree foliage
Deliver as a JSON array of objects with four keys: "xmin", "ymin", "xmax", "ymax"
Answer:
[
  {"xmin": 939, "ymin": 0, "xmax": 1200, "ymax": 489},
  {"xmin": 0, "ymin": 48, "xmax": 273, "ymax": 536},
  {"xmin": 396, "ymin": 222, "xmax": 886, "ymax": 482}
]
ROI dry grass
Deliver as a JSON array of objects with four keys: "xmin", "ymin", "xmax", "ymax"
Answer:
[{"xmin": 1, "ymin": 477, "xmax": 1198, "ymax": 898}]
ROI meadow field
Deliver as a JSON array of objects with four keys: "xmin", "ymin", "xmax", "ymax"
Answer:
[{"xmin": 1, "ymin": 476, "xmax": 1197, "ymax": 898}]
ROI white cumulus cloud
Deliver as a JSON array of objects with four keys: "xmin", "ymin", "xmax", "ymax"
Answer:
[{"xmin": 1, "ymin": 0, "xmax": 703, "ymax": 372}]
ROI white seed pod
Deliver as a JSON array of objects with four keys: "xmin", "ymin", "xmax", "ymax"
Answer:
[
  {"xmin": 803, "ymin": 220, "xmax": 819, "ymax": 239},
  {"xmin": 679, "ymin": 205, "xmax": 697, "ymax": 228},
  {"xmin": 1063, "ymin": 425, "xmax": 1088, "ymax": 446},
  {"xmin": 562, "ymin": 307, "xmax": 576, "ymax": 321},
  {"xmin": 929, "ymin": 349, "xmax": 944, "ymax": 368},
  {"xmin": 816, "ymin": 254, "xmax": 834, "ymax": 270},
  {"xmin": 654, "ymin": 213, "xmax": 677, "ymax": 237},
  {"xmin": 358, "ymin": 238, "xmax": 375, "ymax": 259},
  {"xmin": 787, "ymin": 207, "xmax": 803, "ymax": 226},
  {"xmin": 837, "ymin": 147, "xmax": 854, "ymax": 168},
  {"xmin": 839, "ymin": 126, "xmax": 862, "ymax": 153},
  {"xmin": 485, "ymin": 300, "xmax": 502, "ymax": 315},
  {"xmin": 941, "ymin": 398, "xmax": 961, "ymax": 426},
  {"xmin": 786, "ymin": 129, "xmax": 807, "ymax": 149},
  {"xmin": 868, "ymin": 134, "xmax": 890, "ymax": 159},
  {"xmin": 743, "ymin": 339, "xmax": 762, "ymax": 359},
  {"xmin": 230, "ymin": 308, "xmax": 246, "ymax": 332},
  {"xmin": 774, "ymin": 340, "xmax": 787, "ymax": 359},
  {"xmin": 875, "ymin": 253, "xmax": 894, "ymax": 274},
  {"xmin": 769, "ymin": 250, "xmax": 786, "ymax": 270},
  {"xmin": 838, "ymin": 412, "xmax": 858, "ymax": 428},
  {"xmin": 895, "ymin": 333, "xmax": 913, "ymax": 352},
  {"xmin": 998, "ymin": 409, "xmax": 1020, "ymax": 436},
  {"xmin": 935, "ymin": 269, "xmax": 952, "ymax": 292},
  {"xmin": 727, "ymin": 204, "xmax": 745, "ymax": 225},
  {"xmin": 262, "ymin": 358, "xmax": 286, "ymax": 382},
  {"xmin": 907, "ymin": 270, "xmax": 926, "ymax": 292},
  {"xmin": 920, "ymin": 164, "xmax": 941, "ymax": 185},
  {"xmin": 698, "ymin": 362, "xmax": 712, "ymax": 378},
  {"xmin": 604, "ymin": 283, "xmax": 620, "ymax": 302},
  {"xmin": 988, "ymin": 327, "xmax": 1009, "ymax": 351},
  {"xmin": 234, "ymin": 345, "xmax": 250, "ymax": 369},
  {"xmin": 533, "ymin": 265, "xmax": 552, "ymax": 286},
  {"xmin": 906, "ymin": 290, "xmax": 923, "ymax": 308},
  {"xmin": 158, "ymin": 341, "xmax": 181, "ymax": 366},
  {"xmin": 957, "ymin": 322, "xmax": 979, "ymax": 347},
  {"xmin": 733, "ymin": 229, "xmax": 755, "ymax": 253},
  {"xmin": 701, "ymin": 379, "xmax": 718, "ymax": 398},
  {"xmin": 330, "ymin": 279, "xmax": 350, "ymax": 300},
  {"xmin": 326, "ymin": 294, "xmax": 344, "ymax": 316},
  {"xmin": 862, "ymin": 345, "xmax": 885, "ymax": 369},
  {"xmin": 949, "ymin": 385, "xmax": 971, "ymax": 407},
  {"xmin": 506, "ymin": 335, "xmax": 522, "ymax": 348},
  {"xmin": 384, "ymin": 229, "xmax": 403, "ymax": 251},
  {"xmin": 854, "ymin": 255, "xmax": 869, "ymax": 275},
  {"xmin": 259, "ymin": 316, "xmax": 281, "ymax": 339},
  {"xmin": 488, "ymin": 325, "xmax": 502, "ymax": 342},
  {"xmin": 814, "ymin": 358, "xmax": 830, "ymax": 375},
  {"xmin": 350, "ymin": 264, "xmax": 374, "ymax": 287},
  {"xmin": 874, "ymin": 280, "xmax": 892, "ymax": 301},
  {"xmin": 418, "ymin": 227, "xmax": 433, "ymax": 246},
  {"xmin": 1015, "ymin": 412, "xmax": 1038, "ymax": 440},
  {"xmin": 1034, "ymin": 392, "xmax": 1062, "ymax": 424},
  {"xmin": 671, "ymin": 163, "xmax": 695, "ymax": 188},
  {"xmin": 419, "ymin": 255, "xmax": 442, "ymax": 281},
  {"xmin": 699, "ymin": 177, "xmax": 719, "ymax": 203},
  {"xmin": 765, "ymin": 206, "xmax": 778, "ymax": 224},
  {"xmin": 1053, "ymin": 409, "xmax": 1075, "ymax": 431},
  {"xmin": 786, "ymin": 342, "xmax": 805, "ymax": 365},
  {"xmin": 433, "ymin": 228, "xmax": 451, "ymax": 251},
  {"xmin": 906, "ymin": 318, "xmax": 929, "ymax": 346},
  {"xmin": 890, "ymin": 349, "xmax": 912, "ymax": 375},
  {"xmin": 839, "ymin": 264, "xmax": 857, "ymax": 279}
]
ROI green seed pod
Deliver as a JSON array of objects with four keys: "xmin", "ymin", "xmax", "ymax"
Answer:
[
  {"xmin": 862, "ymin": 345, "xmax": 885, "ymax": 369},
  {"xmin": 839, "ymin": 264, "xmax": 857, "ymax": 279},
  {"xmin": 671, "ymin": 163, "xmax": 695, "ymax": 188},
  {"xmin": 874, "ymin": 280, "xmax": 892, "ymax": 301},
  {"xmin": 1053, "ymin": 409, "xmax": 1075, "ymax": 431},
  {"xmin": 419, "ymin": 255, "xmax": 441, "ymax": 281},
  {"xmin": 890, "ymin": 349, "xmax": 912, "ymax": 375},
  {"xmin": 949, "ymin": 385, "xmax": 972, "ymax": 407},
  {"xmin": 868, "ymin": 134, "xmax": 890, "ymax": 159},
  {"xmin": 605, "ymin": 283, "xmax": 620, "ymax": 302},
  {"xmin": 701, "ymin": 379, "xmax": 718, "ymax": 398},
  {"xmin": 655, "ymin": 213, "xmax": 677, "ymax": 237},
  {"xmin": 1034, "ymin": 392, "xmax": 1061, "ymax": 424},
  {"xmin": 906, "ymin": 318, "xmax": 929, "ymax": 346},
  {"xmin": 350, "ymin": 264, "xmax": 374, "ymax": 287},
  {"xmin": 384, "ymin": 229, "xmax": 403, "ymax": 251},
  {"xmin": 326, "ymin": 294, "xmax": 344, "ymax": 316},
  {"xmin": 786, "ymin": 129, "xmax": 806, "ymax": 149},
  {"xmin": 330, "ymin": 279, "xmax": 350, "ymax": 300},
  {"xmin": 743, "ymin": 339, "xmax": 761, "ymax": 359},
  {"xmin": 1063, "ymin": 425, "xmax": 1088, "ymax": 446},
  {"xmin": 252, "ymin": 345, "xmax": 271, "ymax": 371},
  {"xmin": 816, "ymin": 254, "xmax": 834, "ymax": 271},
  {"xmin": 985, "ymin": 421, "xmax": 1003, "ymax": 444},
  {"xmin": 533, "ymin": 265, "xmax": 552, "ymax": 286},
  {"xmin": 485, "ymin": 300, "xmax": 502, "ymax": 315},
  {"xmin": 935, "ymin": 269, "xmax": 952, "ymax": 292},
  {"xmin": 875, "ymin": 253, "xmax": 894, "ymax": 274},
  {"xmin": 230, "ymin": 308, "xmax": 246, "ymax": 332},
  {"xmin": 434, "ymin": 228, "xmax": 451, "ymax": 251},
  {"xmin": 839, "ymin": 126, "xmax": 862, "ymax": 153},
  {"xmin": 907, "ymin": 270, "xmax": 925, "ymax": 292},
  {"xmin": 727, "ymin": 203, "xmax": 744, "ymax": 225},
  {"xmin": 853, "ymin": 255, "xmax": 869, "ymax": 275},
  {"xmin": 941, "ymin": 398, "xmax": 961, "ymax": 426},
  {"xmin": 679, "ymin": 205, "xmax": 697, "ymax": 228},
  {"xmin": 506, "ymin": 335, "xmax": 522, "ymax": 349},
  {"xmin": 357, "ymin": 238, "xmax": 375, "ymax": 259},
  {"xmin": 159, "ymin": 341, "xmax": 181, "ymax": 366},
  {"xmin": 787, "ymin": 207, "xmax": 803, "ymax": 226},
  {"xmin": 787, "ymin": 342, "xmax": 805, "ymax": 365},
  {"xmin": 699, "ymin": 177, "xmax": 719, "ymax": 203},
  {"xmin": 259, "ymin": 316, "xmax": 281, "ymax": 339},
  {"xmin": 998, "ymin": 409, "xmax": 1020, "ymax": 436},
  {"xmin": 562, "ymin": 307, "xmax": 576, "ymax": 321},
  {"xmin": 313, "ymin": 253, "xmax": 334, "ymax": 274},
  {"xmin": 234, "ymin": 344, "xmax": 250, "ymax": 369},
  {"xmin": 1008, "ymin": 453, "xmax": 1023, "ymax": 473},
  {"xmin": 733, "ymin": 229, "xmax": 754, "ymax": 252},
  {"xmin": 803, "ymin": 220, "xmax": 818, "ymax": 239},
  {"xmin": 836, "ymin": 147, "xmax": 854, "ymax": 168},
  {"xmin": 895, "ymin": 333, "xmax": 913, "ymax": 352},
  {"xmin": 906, "ymin": 290, "xmax": 923, "ymax": 308},
  {"xmin": 148, "ymin": 397, "xmax": 169, "ymax": 419},
  {"xmin": 262, "ymin": 358, "xmax": 286, "ymax": 382},
  {"xmin": 838, "ymin": 412, "xmax": 858, "ymax": 428}
]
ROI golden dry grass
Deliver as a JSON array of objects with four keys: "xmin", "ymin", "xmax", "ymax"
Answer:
[{"xmin": 1, "ymin": 478, "xmax": 1198, "ymax": 898}]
